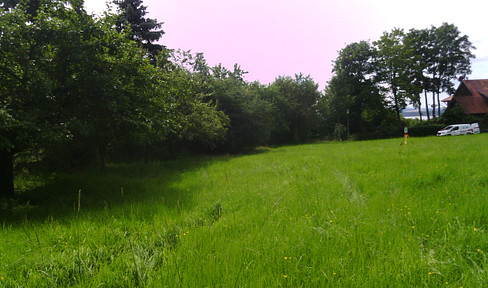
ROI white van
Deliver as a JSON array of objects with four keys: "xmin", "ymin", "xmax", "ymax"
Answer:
[
  {"xmin": 437, "ymin": 123, "xmax": 480, "ymax": 136},
  {"xmin": 471, "ymin": 122, "xmax": 481, "ymax": 134}
]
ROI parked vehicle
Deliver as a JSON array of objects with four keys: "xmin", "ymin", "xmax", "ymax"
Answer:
[
  {"xmin": 471, "ymin": 122, "xmax": 480, "ymax": 134},
  {"xmin": 437, "ymin": 123, "xmax": 480, "ymax": 136}
]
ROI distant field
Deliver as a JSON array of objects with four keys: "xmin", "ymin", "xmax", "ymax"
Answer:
[{"xmin": 2, "ymin": 135, "xmax": 488, "ymax": 287}]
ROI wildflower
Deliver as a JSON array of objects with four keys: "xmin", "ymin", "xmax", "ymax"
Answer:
[
  {"xmin": 283, "ymin": 275, "xmax": 288, "ymax": 278},
  {"xmin": 474, "ymin": 228, "xmax": 478, "ymax": 231},
  {"xmin": 428, "ymin": 272, "xmax": 433, "ymax": 275},
  {"xmin": 1, "ymin": 277, "xmax": 4, "ymax": 280}
]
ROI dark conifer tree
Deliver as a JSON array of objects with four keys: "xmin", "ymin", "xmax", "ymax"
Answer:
[{"xmin": 113, "ymin": 0, "xmax": 164, "ymax": 63}]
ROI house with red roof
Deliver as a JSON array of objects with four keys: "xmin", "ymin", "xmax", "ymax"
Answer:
[{"xmin": 447, "ymin": 79, "xmax": 488, "ymax": 115}]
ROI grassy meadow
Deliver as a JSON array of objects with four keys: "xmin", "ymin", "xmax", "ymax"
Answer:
[{"xmin": 1, "ymin": 134, "xmax": 488, "ymax": 287}]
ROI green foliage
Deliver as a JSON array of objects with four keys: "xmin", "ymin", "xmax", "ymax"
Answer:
[
  {"xmin": 113, "ymin": 0, "xmax": 164, "ymax": 62},
  {"xmin": 441, "ymin": 106, "xmax": 480, "ymax": 125},
  {"xmin": 155, "ymin": 50, "xmax": 229, "ymax": 150},
  {"xmin": 373, "ymin": 28, "xmax": 421, "ymax": 124},
  {"xmin": 172, "ymin": 58, "xmax": 324, "ymax": 151},
  {"xmin": 407, "ymin": 124, "xmax": 445, "ymax": 137},
  {"xmin": 0, "ymin": 4, "xmax": 63, "ymax": 153},
  {"xmin": 207, "ymin": 63, "xmax": 269, "ymax": 151},
  {"xmin": 0, "ymin": 2, "xmax": 229, "ymax": 196},
  {"xmin": 244, "ymin": 82, "xmax": 282, "ymax": 146},
  {"xmin": 27, "ymin": 5, "xmax": 161, "ymax": 167},
  {"xmin": 0, "ymin": 1, "xmax": 80, "ymax": 197},
  {"xmin": 323, "ymin": 41, "xmax": 387, "ymax": 137},
  {"xmin": 407, "ymin": 24, "xmax": 475, "ymax": 119},
  {"xmin": 269, "ymin": 74, "xmax": 322, "ymax": 143},
  {"xmin": 433, "ymin": 23, "xmax": 475, "ymax": 95}
]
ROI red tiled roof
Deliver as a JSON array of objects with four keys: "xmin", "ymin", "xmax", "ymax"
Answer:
[{"xmin": 453, "ymin": 79, "xmax": 488, "ymax": 114}]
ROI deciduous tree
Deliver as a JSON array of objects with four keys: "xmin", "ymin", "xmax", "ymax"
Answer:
[
  {"xmin": 153, "ymin": 50, "xmax": 229, "ymax": 152},
  {"xmin": 326, "ymin": 41, "xmax": 385, "ymax": 135},
  {"xmin": 0, "ymin": 3, "xmax": 71, "ymax": 198},
  {"xmin": 0, "ymin": 1, "xmax": 161, "ymax": 197},
  {"xmin": 373, "ymin": 28, "xmax": 419, "ymax": 126},
  {"xmin": 270, "ymin": 74, "xmax": 321, "ymax": 143},
  {"xmin": 431, "ymin": 23, "xmax": 475, "ymax": 116}
]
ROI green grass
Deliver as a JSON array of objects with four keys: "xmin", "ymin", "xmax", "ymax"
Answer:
[{"xmin": 2, "ymin": 135, "xmax": 488, "ymax": 287}]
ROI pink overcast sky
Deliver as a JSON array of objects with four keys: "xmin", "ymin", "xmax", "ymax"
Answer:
[{"xmin": 85, "ymin": 0, "xmax": 488, "ymax": 90}]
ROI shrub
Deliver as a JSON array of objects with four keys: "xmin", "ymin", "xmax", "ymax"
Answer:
[{"xmin": 407, "ymin": 124, "xmax": 445, "ymax": 137}]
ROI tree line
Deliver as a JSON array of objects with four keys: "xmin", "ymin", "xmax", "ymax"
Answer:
[
  {"xmin": 0, "ymin": 0, "xmax": 475, "ymax": 199},
  {"xmin": 324, "ymin": 25, "xmax": 475, "ymax": 137}
]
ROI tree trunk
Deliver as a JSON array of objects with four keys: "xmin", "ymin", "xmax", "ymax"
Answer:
[
  {"xmin": 424, "ymin": 90, "xmax": 430, "ymax": 122},
  {"xmin": 417, "ymin": 104, "xmax": 423, "ymax": 123},
  {"xmin": 431, "ymin": 92, "xmax": 436, "ymax": 119},
  {"xmin": 393, "ymin": 91, "xmax": 402, "ymax": 128},
  {"xmin": 0, "ymin": 149, "xmax": 15, "ymax": 199},
  {"xmin": 437, "ymin": 92, "xmax": 441, "ymax": 117}
]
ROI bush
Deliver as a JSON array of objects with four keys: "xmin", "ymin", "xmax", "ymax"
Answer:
[
  {"xmin": 407, "ymin": 124, "xmax": 445, "ymax": 137},
  {"xmin": 356, "ymin": 125, "xmax": 403, "ymax": 140},
  {"xmin": 441, "ymin": 106, "xmax": 481, "ymax": 125}
]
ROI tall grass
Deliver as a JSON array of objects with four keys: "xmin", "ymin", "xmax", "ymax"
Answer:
[{"xmin": 1, "ymin": 135, "xmax": 488, "ymax": 287}]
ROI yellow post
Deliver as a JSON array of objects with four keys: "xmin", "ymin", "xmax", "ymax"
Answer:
[{"xmin": 401, "ymin": 133, "xmax": 409, "ymax": 145}]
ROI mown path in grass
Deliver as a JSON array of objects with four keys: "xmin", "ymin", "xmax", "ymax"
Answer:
[{"xmin": 1, "ymin": 135, "xmax": 488, "ymax": 287}]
